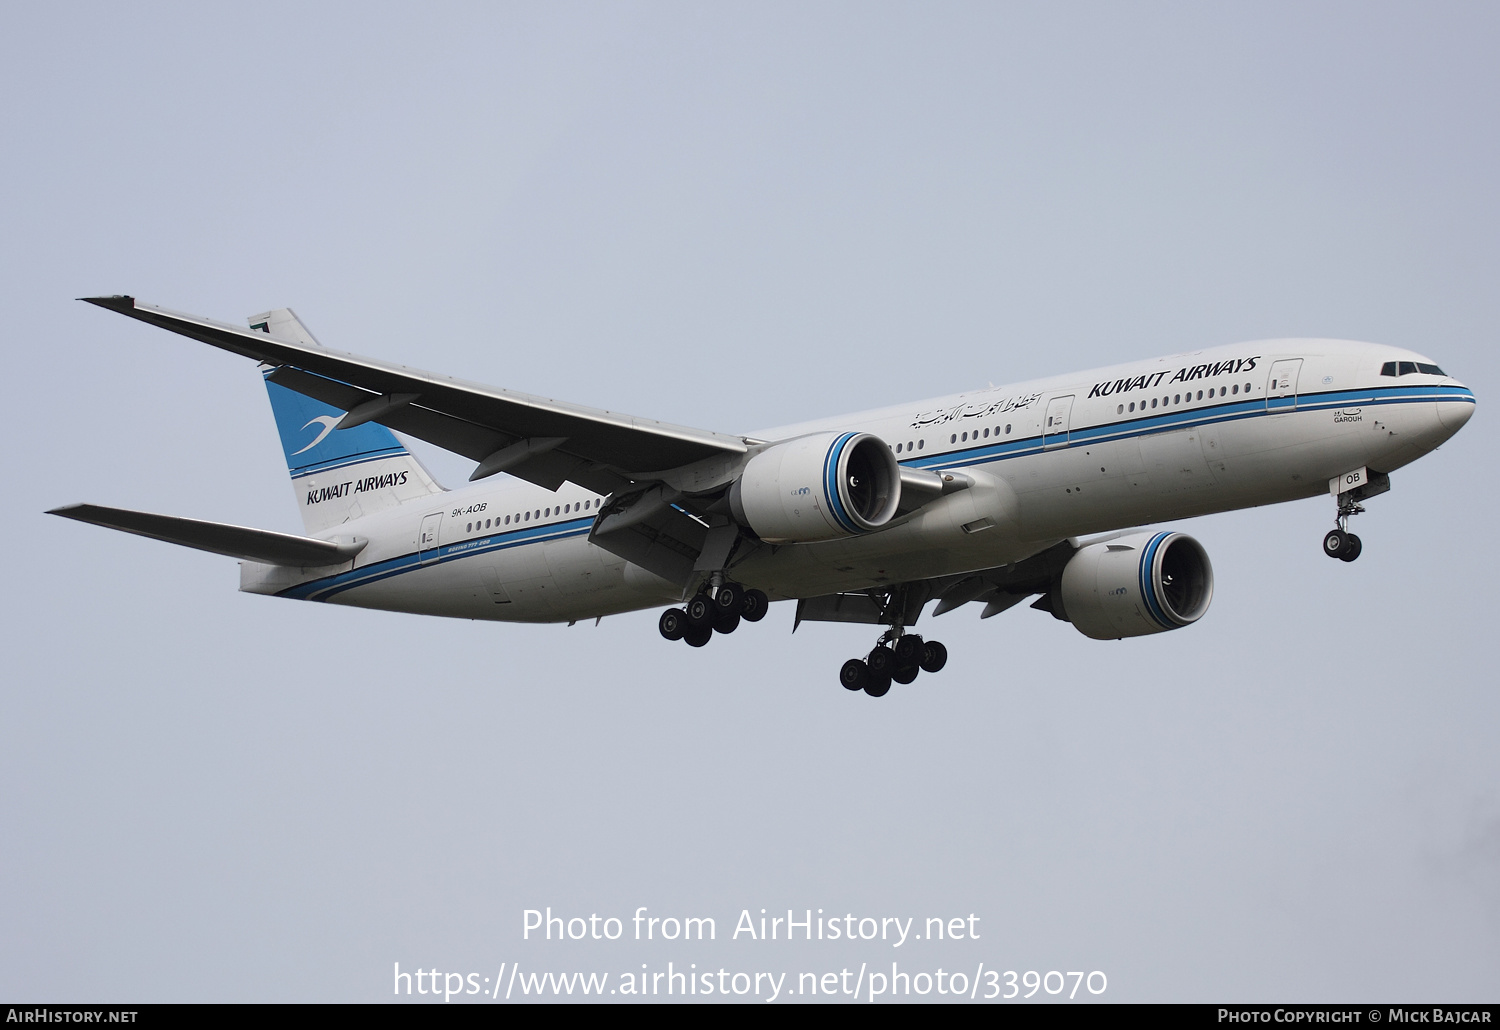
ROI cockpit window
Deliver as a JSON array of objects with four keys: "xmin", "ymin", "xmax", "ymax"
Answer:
[{"xmin": 1381, "ymin": 361, "xmax": 1445, "ymax": 377}]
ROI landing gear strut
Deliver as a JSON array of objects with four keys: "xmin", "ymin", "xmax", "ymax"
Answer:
[
  {"xmin": 1323, "ymin": 492, "xmax": 1365, "ymax": 563},
  {"xmin": 658, "ymin": 582, "xmax": 769, "ymax": 646}
]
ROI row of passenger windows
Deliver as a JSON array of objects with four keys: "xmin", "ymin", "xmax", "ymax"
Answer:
[
  {"xmin": 946, "ymin": 424, "xmax": 1013, "ymax": 446},
  {"xmin": 466, "ymin": 498, "xmax": 595, "ymax": 535},
  {"xmin": 1381, "ymin": 361, "xmax": 1444, "ymax": 377},
  {"xmin": 1116, "ymin": 383, "xmax": 1252, "ymax": 415}
]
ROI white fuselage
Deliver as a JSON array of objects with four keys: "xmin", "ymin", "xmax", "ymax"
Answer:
[{"xmin": 240, "ymin": 338, "xmax": 1475, "ymax": 623}]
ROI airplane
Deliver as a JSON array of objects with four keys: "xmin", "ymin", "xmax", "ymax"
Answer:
[{"xmin": 51, "ymin": 296, "xmax": 1476, "ymax": 697}]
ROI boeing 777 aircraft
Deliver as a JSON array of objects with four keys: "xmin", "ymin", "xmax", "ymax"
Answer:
[{"xmin": 52, "ymin": 297, "xmax": 1476, "ymax": 697}]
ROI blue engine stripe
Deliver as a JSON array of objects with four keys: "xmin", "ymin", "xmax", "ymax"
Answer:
[
  {"xmin": 821, "ymin": 432, "xmax": 863, "ymax": 535},
  {"xmin": 1138, "ymin": 531, "xmax": 1174, "ymax": 630}
]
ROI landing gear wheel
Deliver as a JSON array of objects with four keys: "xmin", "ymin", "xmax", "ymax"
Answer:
[
  {"xmin": 919, "ymin": 641, "xmax": 948, "ymax": 674},
  {"xmin": 658, "ymin": 608, "xmax": 687, "ymax": 641},
  {"xmin": 840, "ymin": 659, "xmax": 870, "ymax": 692},
  {"xmin": 683, "ymin": 624, "xmax": 712, "ymax": 648},
  {"xmin": 741, "ymin": 589, "xmax": 770, "ymax": 623},
  {"xmin": 864, "ymin": 673, "xmax": 892, "ymax": 698},
  {"xmin": 1339, "ymin": 533, "xmax": 1362, "ymax": 562},
  {"xmin": 892, "ymin": 664, "xmax": 919, "ymax": 685},
  {"xmin": 892, "ymin": 635, "xmax": 923, "ymax": 666},
  {"xmin": 713, "ymin": 611, "xmax": 741, "ymax": 634},
  {"xmin": 1323, "ymin": 529, "xmax": 1351, "ymax": 559},
  {"xmin": 685, "ymin": 594, "xmax": 714, "ymax": 628},
  {"xmin": 866, "ymin": 646, "xmax": 894, "ymax": 678},
  {"xmin": 713, "ymin": 582, "xmax": 745, "ymax": 617}
]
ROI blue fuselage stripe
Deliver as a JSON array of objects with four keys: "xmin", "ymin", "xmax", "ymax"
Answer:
[{"xmin": 280, "ymin": 383, "xmax": 1472, "ymax": 603}]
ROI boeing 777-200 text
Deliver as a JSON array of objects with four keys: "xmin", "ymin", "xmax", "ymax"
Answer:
[{"xmin": 51, "ymin": 297, "xmax": 1476, "ymax": 696}]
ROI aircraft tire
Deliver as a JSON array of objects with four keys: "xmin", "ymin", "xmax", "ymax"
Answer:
[
  {"xmin": 892, "ymin": 635, "xmax": 923, "ymax": 666},
  {"xmin": 741, "ymin": 589, "xmax": 770, "ymax": 623},
  {"xmin": 685, "ymin": 595, "xmax": 714, "ymax": 628},
  {"xmin": 1323, "ymin": 529, "xmax": 1351, "ymax": 559},
  {"xmin": 713, "ymin": 582, "xmax": 745, "ymax": 617},
  {"xmin": 864, "ymin": 672, "xmax": 892, "ymax": 698},
  {"xmin": 684, "ymin": 625, "xmax": 713, "ymax": 648},
  {"xmin": 920, "ymin": 640, "xmax": 948, "ymax": 674},
  {"xmin": 1339, "ymin": 533, "xmax": 1363, "ymax": 562},
  {"xmin": 867, "ymin": 645, "xmax": 895, "ymax": 678},
  {"xmin": 713, "ymin": 611, "xmax": 741, "ymax": 634},
  {"xmin": 658, "ymin": 608, "xmax": 688, "ymax": 641},
  {"xmin": 840, "ymin": 659, "xmax": 870, "ymax": 692},
  {"xmin": 892, "ymin": 664, "xmax": 919, "ymax": 685}
]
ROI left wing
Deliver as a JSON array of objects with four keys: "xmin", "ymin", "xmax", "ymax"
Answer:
[
  {"xmin": 82, "ymin": 296, "xmax": 750, "ymax": 496},
  {"xmin": 793, "ymin": 538, "xmax": 1077, "ymax": 629}
]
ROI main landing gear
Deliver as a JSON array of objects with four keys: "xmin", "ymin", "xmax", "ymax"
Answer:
[
  {"xmin": 658, "ymin": 582, "xmax": 769, "ymax": 647},
  {"xmin": 839, "ymin": 631, "xmax": 948, "ymax": 699},
  {"xmin": 1323, "ymin": 491, "xmax": 1365, "ymax": 563}
]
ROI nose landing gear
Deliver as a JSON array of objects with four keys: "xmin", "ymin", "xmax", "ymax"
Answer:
[
  {"xmin": 1323, "ymin": 468, "xmax": 1390, "ymax": 563},
  {"xmin": 1323, "ymin": 491, "xmax": 1366, "ymax": 563}
]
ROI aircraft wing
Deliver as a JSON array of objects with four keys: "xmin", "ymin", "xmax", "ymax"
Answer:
[
  {"xmin": 792, "ymin": 538, "xmax": 1078, "ymax": 629},
  {"xmin": 82, "ymin": 296, "xmax": 749, "ymax": 495},
  {"xmin": 48, "ymin": 503, "xmax": 365, "ymax": 567}
]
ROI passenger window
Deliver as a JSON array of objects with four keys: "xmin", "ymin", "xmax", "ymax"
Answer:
[
  {"xmin": 1129, "ymin": 402, "xmax": 1135, "ymax": 412},
  {"xmin": 1151, "ymin": 398, "xmax": 1158, "ymax": 408},
  {"xmin": 1004, "ymin": 425, "xmax": 1010, "ymax": 435},
  {"xmin": 1117, "ymin": 405, "xmax": 1123, "ymax": 414},
  {"xmin": 918, "ymin": 440, "xmax": 925, "ymax": 449},
  {"xmin": 1232, "ymin": 385, "xmax": 1238, "ymax": 394}
]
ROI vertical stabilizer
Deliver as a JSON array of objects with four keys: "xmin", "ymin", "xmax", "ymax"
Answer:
[{"xmin": 250, "ymin": 309, "xmax": 444, "ymax": 534}]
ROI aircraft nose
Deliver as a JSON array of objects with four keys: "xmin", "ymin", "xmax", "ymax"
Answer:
[{"xmin": 1438, "ymin": 387, "xmax": 1476, "ymax": 432}]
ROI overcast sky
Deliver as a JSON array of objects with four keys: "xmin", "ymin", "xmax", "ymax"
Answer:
[{"xmin": 3, "ymin": 1, "xmax": 1497, "ymax": 1003}]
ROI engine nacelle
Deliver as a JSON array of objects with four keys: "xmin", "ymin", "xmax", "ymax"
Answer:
[
  {"xmin": 729, "ymin": 432, "xmax": 901, "ymax": 543},
  {"xmin": 1056, "ymin": 531, "xmax": 1214, "ymax": 639}
]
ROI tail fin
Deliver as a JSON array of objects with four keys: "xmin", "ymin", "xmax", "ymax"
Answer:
[{"xmin": 250, "ymin": 308, "xmax": 444, "ymax": 535}]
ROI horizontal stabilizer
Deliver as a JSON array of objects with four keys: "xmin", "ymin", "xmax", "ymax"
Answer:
[{"xmin": 48, "ymin": 503, "xmax": 365, "ymax": 567}]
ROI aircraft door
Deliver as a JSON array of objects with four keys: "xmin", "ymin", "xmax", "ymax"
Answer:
[
  {"xmin": 1043, "ymin": 395, "xmax": 1074, "ymax": 449},
  {"xmin": 1266, "ymin": 359, "xmax": 1303, "ymax": 412},
  {"xmin": 418, "ymin": 512, "xmax": 443, "ymax": 564}
]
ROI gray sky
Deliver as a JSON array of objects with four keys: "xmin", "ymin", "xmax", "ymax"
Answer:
[{"xmin": 3, "ymin": 1, "xmax": 1497, "ymax": 1003}]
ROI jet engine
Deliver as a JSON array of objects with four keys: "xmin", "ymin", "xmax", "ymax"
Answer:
[
  {"xmin": 1052, "ymin": 531, "xmax": 1214, "ymax": 639},
  {"xmin": 729, "ymin": 432, "xmax": 901, "ymax": 543}
]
